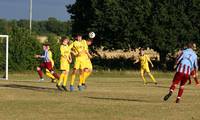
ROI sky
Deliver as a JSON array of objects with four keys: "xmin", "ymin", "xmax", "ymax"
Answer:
[{"xmin": 0, "ymin": 0, "xmax": 76, "ymax": 21}]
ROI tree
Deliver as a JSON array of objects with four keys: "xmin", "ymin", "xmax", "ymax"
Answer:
[
  {"xmin": 67, "ymin": 0, "xmax": 200, "ymax": 69},
  {"xmin": 9, "ymin": 26, "xmax": 41, "ymax": 71}
]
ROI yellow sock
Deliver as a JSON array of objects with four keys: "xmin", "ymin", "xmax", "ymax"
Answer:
[
  {"xmin": 58, "ymin": 73, "xmax": 65, "ymax": 86},
  {"xmin": 46, "ymin": 71, "xmax": 55, "ymax": 80},
  {"xmin": 63, "ymin": 74, "xmax": 68, "ymax": 87},
  {"xmin": 148, "ymin": 72, "xmax": 156, "ymax": 83},
  {"xmin": 70, "ymin": 73, "xmax": 76, "ymax": 86},
  {"xmin": 82, "ymin": 72, "xmax": 91, "ymax": 84},
  {"xmin": 141, "ymin": 74, "xmax": 147, "ymax": 84},
  {"xmin": 79, "ymin": 73, "xmax": 84, "ymax": 86}
]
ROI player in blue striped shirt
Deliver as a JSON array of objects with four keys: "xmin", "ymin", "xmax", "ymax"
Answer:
[
  {"xmin": 35, "ymin": 43, "xmax": 60, "ymax": 81},
  {"xmin": 164, "ymin": 42, "xmax": 198, "ymax": 103}
]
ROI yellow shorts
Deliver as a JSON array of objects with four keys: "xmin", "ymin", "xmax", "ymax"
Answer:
[
  {"xmin": 83, "ymin": 58, "xmax": 93, "ymax": 70},
  {"xmin": 140, "ymin": 67, "xmax": 150, "ymax": 74},
  {"xmin": 73, "ymin": 57, "xmax": 85, "ymax": 70},
  {"xmin": 60, "ymin": 59, "xmax": 70, "ymax": 71}
]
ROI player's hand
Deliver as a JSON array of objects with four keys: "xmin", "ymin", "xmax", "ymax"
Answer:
[
  {"xmin": 68, "ymin": 59, "xmax": 72, "ymax": 63},
  {"xmin": 173, "ymin": 65, "xmax": 177, "ymax": 69},
  {"xmin": 151, "ymin": 64, "xmax": 154, "ymax": 68},
  {"xmin": 34, "ymin": 55, "xmax": 40, "ymax": 58}
]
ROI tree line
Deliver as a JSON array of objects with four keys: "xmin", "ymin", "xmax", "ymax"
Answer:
[
  {"xmin": 67, "ymin": 0, "xmax": 200, "ymax": 67},
  {"xmin": 0, "ymin": 17, "xmax": 72, "ymax": 36}
]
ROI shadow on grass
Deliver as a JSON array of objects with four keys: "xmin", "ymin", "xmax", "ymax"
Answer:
[
  {"xmin": 86, "ymin": 96, "xmax": 148, "ymax": 102},
  {"xmin": 0, "ymin": 84, "xmax": 59, "ymax": 92}
]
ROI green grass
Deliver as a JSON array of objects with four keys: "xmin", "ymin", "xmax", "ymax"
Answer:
[{"xmin": 0, "ymin": 71, "xmax": 200, "ymax": 120}]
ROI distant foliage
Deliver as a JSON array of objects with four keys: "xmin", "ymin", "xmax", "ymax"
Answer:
[
  {"xmin": 9, "ymin": 26, "xmax": 41, "ymax": 71},
  {"xmin": 0, "ymin": 17, "xmax": 72, "ymax": 36},
  {"xmin": 67, "ymin": 0, "xmax": 200, "ymax": 68}
]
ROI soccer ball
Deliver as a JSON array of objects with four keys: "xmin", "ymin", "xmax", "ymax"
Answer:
[{"xmin": 89, "ymin": 32, "xmax": 95, "ymax": 38}]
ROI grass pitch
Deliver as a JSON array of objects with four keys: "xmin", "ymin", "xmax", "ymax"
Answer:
[{"xmin": 0, "ymin": 71, "xmax": 200, "ymax": 120}]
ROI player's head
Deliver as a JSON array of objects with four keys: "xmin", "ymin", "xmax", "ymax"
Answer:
[
  {"xmin": 187, "ymin": 42, "xmax": 196, "ymax": 50},
  {"xmin": 61, "ymin": 36, "xmax": 69, "ymax": 45},
  {"xmin": 87, "ymin": 39, "xmax": 93, "ymax": 46},
  {"xmin": 42, "ymin": 43, "xmax": 50, "ymax": 50},
  {"xmin": 193, "ymin": 43, "xmax": 197, "ymax": 51},
  {"xmin": 76, "ymin": 34, "xmax": 82, "ymax": 41},
  {"xmin": 139, "ymin": 48, "xmax": 144, "ymax": 55}
]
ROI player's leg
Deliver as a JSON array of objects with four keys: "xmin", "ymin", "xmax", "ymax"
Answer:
[
  {"xmin": 57, "ymin": 60, "xmax": 69, "ymax": 91},
  {"xmin": 78, "ymin": 69, "xmax": 84, "ymax": 91},
  {"xmin": 176, "ymin": 74, "xmax": 189, "ymax": 103},
  {"xmin": 70, "ymin": 68, "xmax": 78, "ymax": 91},
  {"xmin": 46, "ymin": 69, "xmax": 56, "ymax": 82},
  {"xmin": 46, "ymin": 62, "xmax": 59, "ymax": 80},
  {"xmin": 82, "ymin": 60, "xmax": 93, "ymax": 88},
  {"xmin": 82, "ymin": 68, "xmax": 92, "ymax": 88},
  {"xmin": 140, "ymin": 68, "xmax": 147, "ymax": 85},
  {"xmin": 59, "ymin": 70, "xmax": 68, "ymax": 91},
  {"xmin": 146, "ymin": 67, "xmax": 157, "ymax": 84},
  {"xmin": 37, "ymin": 63, "xmax": 45, "ymax": 81},
  {"xmin": 63, "ymin": 71, "xmax": 69, "ymax": 88},
  {"xmin": 70, "ymin": 58, "xmax": 80, "ymax": 91},
  {"xmin": 164, "ymin": 72, "xmax": 182, "ymax": 101}
]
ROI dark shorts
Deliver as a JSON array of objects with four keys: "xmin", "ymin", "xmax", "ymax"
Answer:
[
  {"xmin": 173, "ymin": 72, "xmax": 189, "ymax": 86},
  {"xmin": 39, "ymin": 62, "xmax": 53, "ymax": 71}
]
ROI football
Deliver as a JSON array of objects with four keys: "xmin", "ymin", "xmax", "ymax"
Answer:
[{"xmin": 89, "ymin": 32, "xmax": 96, "ymax": 38}]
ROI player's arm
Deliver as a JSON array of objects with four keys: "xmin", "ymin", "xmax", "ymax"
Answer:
[
  {"xmin": 34, "ymin": 50, "xmax": 47, "ymax": 59},
  {"xmin": 134, "ymin": 59, "xmax": 139, "ymax": 64},
  {"xmin": 147, "ymin": 55, "xmax": 154, "ymax": 67},
  {"xmin": 86, "ymin": 50, "xmax": 92, "ymax": 59},
  {"xmin": 67, "ymin": 54, "xmax": 72, "ymax": 63}
]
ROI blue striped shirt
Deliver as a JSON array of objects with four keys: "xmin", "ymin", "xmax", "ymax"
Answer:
[
  {"xmin": 176, "ymin": 48, "xmax": 198, "ymax": 75},
  {"xmin": 40, "ymin": 49, "xmax": 50, "ymax": 62}
]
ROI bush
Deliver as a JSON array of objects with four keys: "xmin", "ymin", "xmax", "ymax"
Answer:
[{"xmin": 9, "ymin": 27, "xmax": 41, "ymax": 71}]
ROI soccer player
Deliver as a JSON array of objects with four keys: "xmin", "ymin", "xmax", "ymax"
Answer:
[
  {"xmin": 174, "ymin": 45, "xmax": 199, "ymax": 85},
  {"xmin": 56, "ymin": 37, "xmax": 72, "ymax": 91},
  {"xmin": 81, "ymin": 39, "xmax": 93, "ymax": 89},
  {"xmin": 35, "ymin": 43, "xmax": 60, "ymax": 81},
  {"xmin": 163, "ymin": 42, "xmax": 198, "ymax": 103},
  {"xmin": 134, "ymin": 48, "xmax": 157, "ymax": 85},
  {"xmin": 69, "ymin": 34, "xmax": 89, "ymax": 91}
]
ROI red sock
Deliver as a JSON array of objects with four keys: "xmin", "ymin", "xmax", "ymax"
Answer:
[
  {"xmin": 177, "ymin": 86, "xmax": 184, "ymax": 98},
  {"xmin": 37, "ymin": 69, "xmax": 43, "ymax": 78},
  {"xmin": 170, "ymin": 83, "xmax": 176, "ymax": 92},
  {"xmin": 53, "ymin": 73, "xmax": 60, "ymax": 79}
]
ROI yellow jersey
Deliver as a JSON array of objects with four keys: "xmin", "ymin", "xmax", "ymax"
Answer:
[
  {"xmin": 60, "ymin": 44, "xmax": 71, "ymax": 59},
  {"xmin": 71, "ymin": 40, "xmax": 87, "ymax": 58},
  {"xmin": 139, "ymin": 55, "xmax": 150, "ymax": 68}
]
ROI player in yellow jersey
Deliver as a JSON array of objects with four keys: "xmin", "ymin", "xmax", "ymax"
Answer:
[
  {"xmin": 134, "ymin": 48, "xmax": 157, "ymax": 85},
  {"xmin": 45, "ymin": 47, "xmax": 56, "ymax": 82},
  {"xmin": 69, "ymin": 34, "xmax": 89, "ymax": 91},
  {"xmin": 81, "ymin": 39, "xmax": 93, "ymax": 89},
  {"xmin": 56, "ymin": 37, "xmax": 72, "ymax": 91}
]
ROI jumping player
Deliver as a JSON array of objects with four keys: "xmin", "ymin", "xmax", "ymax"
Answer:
[
  {"xmin": 81, "ymin": 39, "xmax": 93, "ymax": 89},
  {"xmin": 35, "ymin": 43, "xmax": 60, "ymax": 81},
  {"xmin": 163, "ymin": 42, "xmax": 198, "ymax": 103},
  {"xmin": 69, "ymin": 34, "xmax": 89, "ymax": 91},
  {"xmin": 56, "ymin": 37, "xmax": 72, "ymax": 91},
  {"xmin": 134, "ymin": 48, "xmax": 157, "ymax": 85}
]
